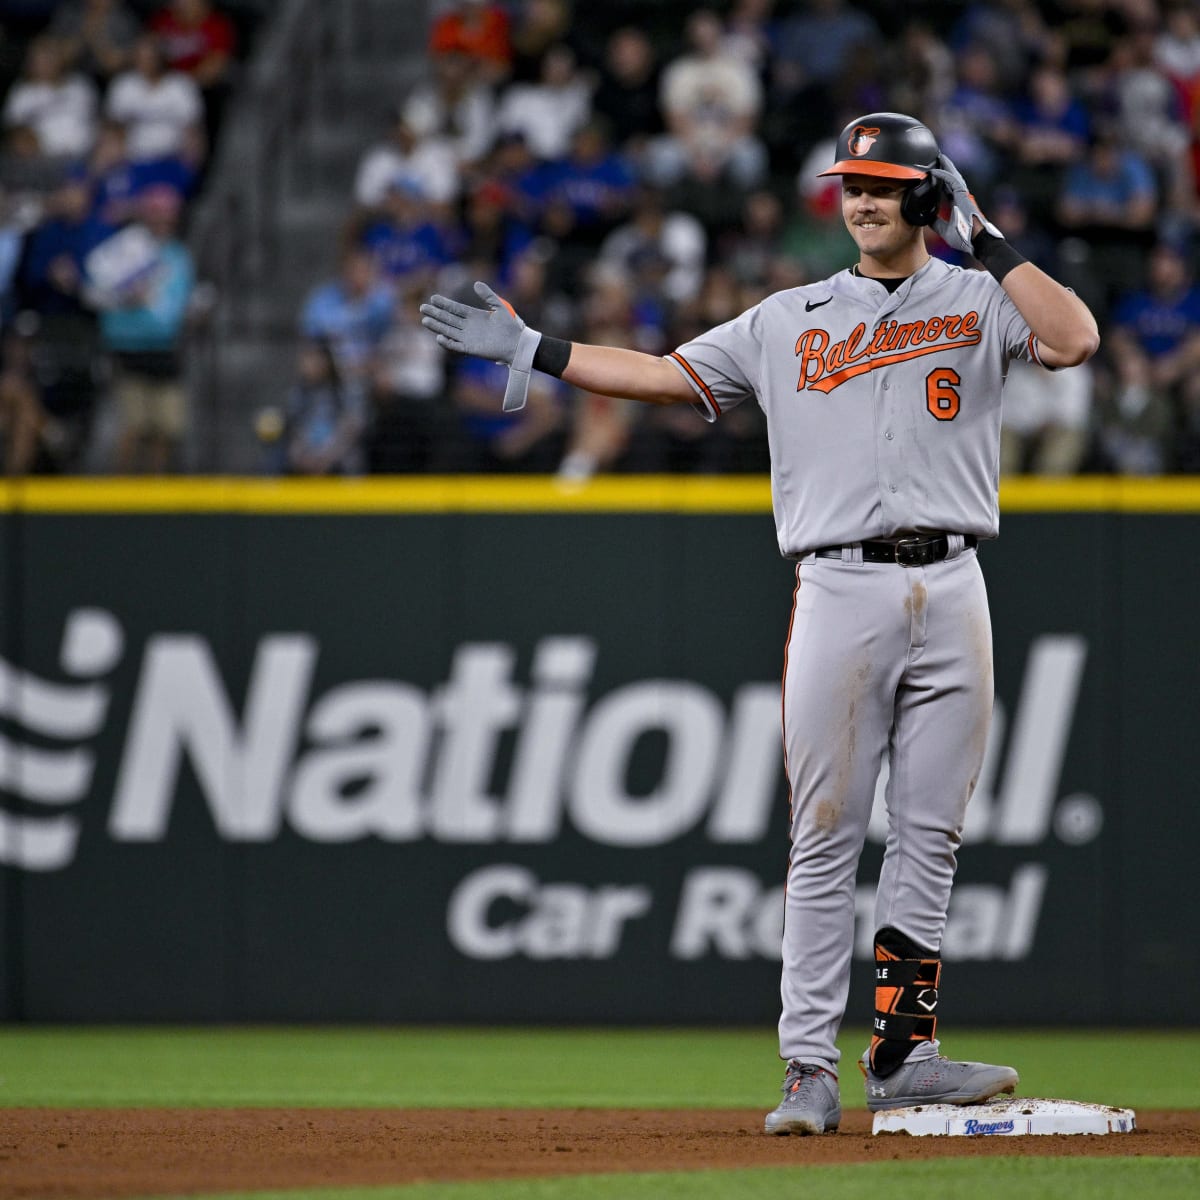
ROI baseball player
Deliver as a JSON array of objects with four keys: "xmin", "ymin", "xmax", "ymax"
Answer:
[{"xmin": 421, "ymin": 112, "xmax": 1099, "ymax": 1134}]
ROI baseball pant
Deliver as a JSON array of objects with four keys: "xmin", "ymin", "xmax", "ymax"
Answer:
[{"xmin": 778, "ymin": 540, "xmax": 993, "ymax": 1072}]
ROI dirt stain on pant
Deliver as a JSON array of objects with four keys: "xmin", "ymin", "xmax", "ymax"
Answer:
[{"xmin": 814, "ymin": 656, "xmax": 871, "ymax": 836}]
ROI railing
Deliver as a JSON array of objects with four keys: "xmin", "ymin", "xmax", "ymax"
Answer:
[
  {"xmin": 185, "ymin": 0, "xmax": 366, "ymax": 470},
  {"xmin": 189, "ymin": 0, "xmax": 341, "ymax": 320}
]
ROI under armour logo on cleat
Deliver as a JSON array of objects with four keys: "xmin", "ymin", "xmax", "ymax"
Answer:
[{"xmin": 870, "ymin": 1085, "xmax": 888, "ymax": 1096}]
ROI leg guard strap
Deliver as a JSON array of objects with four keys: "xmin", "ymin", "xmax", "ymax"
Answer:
[{"xmin": 869, "ymin": 926, "xmax": 941, "ymax": 1079}]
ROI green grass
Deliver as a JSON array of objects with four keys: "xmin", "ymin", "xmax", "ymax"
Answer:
[
  {"xmin": 1, "ymin": 1027, "xmax": 1195, "ymax": 1200},
  {"xmin": 131, "ymin": 1159, "xmax": 1200, "ymax": 1200},
  {"xmin": 0, "ymin": 1026, "xmax": 1196, "ymax": 1110}
]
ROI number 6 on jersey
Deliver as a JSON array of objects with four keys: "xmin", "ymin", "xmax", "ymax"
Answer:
[{"xmin": 926, "ymin": 367, "xmax": 961, "ymax": 420}]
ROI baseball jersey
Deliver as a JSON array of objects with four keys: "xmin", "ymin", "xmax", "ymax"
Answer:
[{"xmin": 667, "ymin": 256, "xmax": 1042, "ymax": 556}]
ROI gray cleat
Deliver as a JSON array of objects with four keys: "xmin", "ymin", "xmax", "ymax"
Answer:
[
  {"xmin": 764, "ymin": 1062, "xmax": 841, "ymax": 1134},
  {"xmin": 859, "ymin": 1050, "xmax": 1019, "ymax": 1112}
]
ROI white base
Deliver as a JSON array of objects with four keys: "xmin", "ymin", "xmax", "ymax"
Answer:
[{"xmin": 872, "ymin": 1097, "xmax": 1137, "ymax": 1137}]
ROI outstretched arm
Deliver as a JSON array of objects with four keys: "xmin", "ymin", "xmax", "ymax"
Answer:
[
  {"xmin": 558, "ymin": 342, "xmax": 695, "ymax": 406},
  {"xmin": 421, "ymin": 282, "xmax": 695, "ymax": 410}
]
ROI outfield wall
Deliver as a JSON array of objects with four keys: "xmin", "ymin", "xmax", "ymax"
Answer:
[{"xmin": 0, "ymin": 477, "xmax": 1196, "ymax": 1025}]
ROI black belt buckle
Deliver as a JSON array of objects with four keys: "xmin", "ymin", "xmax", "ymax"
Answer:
[{"xmin": 894, "ymin": 535, "xmax": 942, "ymax": 567}]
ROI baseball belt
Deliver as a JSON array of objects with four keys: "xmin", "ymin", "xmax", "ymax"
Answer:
[{"xmin": 814, "ymin": 534, "xmax": 978, "ymax": 567}]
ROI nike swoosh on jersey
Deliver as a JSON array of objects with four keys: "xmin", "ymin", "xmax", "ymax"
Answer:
[{"xmin": 805, "ymin": 297, "xmax": 833, "ymax": 312}]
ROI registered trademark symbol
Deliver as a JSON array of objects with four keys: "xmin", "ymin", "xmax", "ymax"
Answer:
[{"xmin": 1054, "ymin": 793, "xmax": 1103, "ymax": 845}]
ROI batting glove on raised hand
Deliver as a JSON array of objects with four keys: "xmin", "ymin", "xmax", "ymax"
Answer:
[
  {"xmin": 420, "ymin": 280, "xmax": 542, "ymax": 411},
  {"xmin": 929, "ymin": 153, "xmax": 1003, "ymax": 256}
]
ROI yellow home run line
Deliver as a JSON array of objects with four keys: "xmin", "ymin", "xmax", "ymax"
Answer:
[{"xmin": 1, "ymin": 476, "xmax": 1199, "ymax": 513}]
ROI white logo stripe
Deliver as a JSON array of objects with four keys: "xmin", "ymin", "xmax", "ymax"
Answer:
[
  {"xmin": 0, "ymin": 812, "xmax": 80, "ymax": 870},
  {"xmin": 0, "ymin": 659, "xmax": 109, "ymax": 738},
  {"xmin": 0, "ymin": 733, "xmax": 94, "ymax": 803}
]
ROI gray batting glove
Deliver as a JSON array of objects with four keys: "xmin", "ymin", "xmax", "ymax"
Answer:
[
  {"xmin": 420, "ymin": 280, "xmax": 542, "ymax": 411},
  {"xmin": 929, "ymin": 153, "xmax": 1003, "ymax": 256}
]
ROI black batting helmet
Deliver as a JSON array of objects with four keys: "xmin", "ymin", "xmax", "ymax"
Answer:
[{"xmin": 818, "ymin": 112, "xmax": 942, "ymax": 226}]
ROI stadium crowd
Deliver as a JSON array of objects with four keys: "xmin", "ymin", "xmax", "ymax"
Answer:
[
  {"xmin": 0, "ymin": 0, "xmax": 254, "ymax": 472},
  {"xmin": 6, "ymin": 0, "xmax": 1200, "ymax": 477}
]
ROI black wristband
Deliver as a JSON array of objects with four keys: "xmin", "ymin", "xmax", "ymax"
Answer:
[
  {"xmin": 971, "ymin": 231, "xmax": 1027, "ymax": 283},
  {"xmin": 532, "ymin": 335, "xmax": 572, "ymax": 377}
]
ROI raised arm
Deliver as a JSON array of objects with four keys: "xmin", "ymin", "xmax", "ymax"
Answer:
[
  {"xmin": 420, "ymin": 282, "xmax": 695, "ymax": 409},
  {"xmin": 989, "ymin": 260, "xmax": 1099, "ymax": 368},
  {"xmin": 931, "ymin": 156, "xmax": 1100, "ymax": 368}
]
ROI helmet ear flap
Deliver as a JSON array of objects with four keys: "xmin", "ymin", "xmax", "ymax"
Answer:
[{"xmin": 901, "ymin": 174, "xmax": 940, "ymax": 226}]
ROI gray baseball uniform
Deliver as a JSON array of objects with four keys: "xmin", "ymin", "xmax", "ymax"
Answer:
[{"xmin": 668, "ymin": 256, "xmax": 1042, "ymax": 1071}]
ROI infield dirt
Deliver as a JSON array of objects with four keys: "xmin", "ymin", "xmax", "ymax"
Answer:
[{"xmin": 1, "ymin": 1107, "xmax": 1198, "ymax": 1199}]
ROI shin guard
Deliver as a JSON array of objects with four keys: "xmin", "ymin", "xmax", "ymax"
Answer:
[{"xmin": 869, "ymin": 926, "xmax": 942, "ymax": 1079}]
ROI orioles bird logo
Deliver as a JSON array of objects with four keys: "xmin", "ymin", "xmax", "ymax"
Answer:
[{"xmin": 848, "ymin": 125, "xmax": 880, "ymax": 156}]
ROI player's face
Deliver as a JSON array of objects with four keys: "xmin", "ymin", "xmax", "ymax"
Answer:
[{"xmin": 840, "ymin": 175, "xmax": 920, "ymax": 260}]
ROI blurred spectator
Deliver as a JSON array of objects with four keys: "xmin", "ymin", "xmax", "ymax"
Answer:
[
  {"xmin": 1102, "ymin": 239, "xmax": 1200, "ymax": 471},
  {"xmin": 599, "ymin": 185, "xmax": 706, "ymax": 305},
  {"xmin": 496, "ymin": 43, "xmax": 592, "ymax": 163},
  {"xmin": 77, "ymin": 118, "xmax": 197, "ymax": 231},
  {"xmin": 1048, "ymin": 0, "xmax": 1126, "ymax": 83},
  {"xmin": 455, "ymin": 173, "xmax": 536, "ymax": 286},
  {"xmin": 279, "ymin": 338, "xmax": 364, "ymax": 476},
  {"xmin": 591, "ymin": 26, "xmax": 662, "ymax": 164},
  {"xmin": 77, "ymin": 118, "xmax": 143, "ymax": 228},
  {"xmin": 621, "ymin": 265, "xmax": 768, "ymax": 474},
  {"xmin": 987, "ymin": 184, "xmax": 1057, "ymax": 271},
  {"xmin": 476, "ymin": 128, "xmax": 542, "ymax": 227},
  {"xmin": 722, "ymin": 0, "xmax": 776, "ymax": 72},
  {"xmin": 556, "ymin": 262, "xmax": 642, "ymax": 482},
  {"xmin": 501, "ymin": 241, "xmax": 575, "ymax": 338},
  {"xmin": 1010, "ymin": 61, "xmax": 1091, "ymax": 165},
  {"xmin": 1000, "ymin": 359, "xmax": 1094, "ymax": 475},
  {"xmin": 106, "ymin": 33, "xmax": 206, "ymax": 167},
  {"xmin": 49, "ymin": 0, "xmax": 140, "ymax": 86},
  {"xmin": 17, "ymin": 176, "xmax": 112, "ymax": 316},
  {"xmin": 0, "ymin": 124, "xmax": 68, "ymax": 207},
  {"xmin": 1056, "ymin": 126, "xmax": 1157, "ymax": 308},
  {"xmin": 0, "ymin": 188, "xmax": 24, "ymax": 321},
  {"xmin": 1007, "ymin": 60, "xmax": 1090, "ymax": 223},
  {"xmin": 1155, "ymin": 2, "xmax": 1200, "ymax": 99},
  {"xmin": 509, "ymin": 0, "xmax": 573, "ymax": 84},
  {"xmin": 430, "ymin": 268, "xmax": 567, "ymax": 471},
  {"xmin": 402, "ymin": 51, "xmax": 495, "ymax": 171},
  {"xmin": 147, "ymin": 0, "xmax": 237, "ymax": 147},
  {"xmin": 717, "ymin": 188, "xmax": 789, "ymax": 294},
  {"xmin": 352, "ymin": 104, "xmax": 460, "ymax": 214},
  {"xmin": 96, "ymin": 184, "xmax": 195, "ymax": 473},
  {"xmin": 2, "ymin": 34, "xmax": 99, "ymax": 163},
  {"xmin": 948, "ymin": 0, "xmax": 1049, "ymax": 92},
  {"xmin": 442, "ymin": 352, "xmax": 567, "ymax": 471},
  {"xmin": 531, "ymin": 119, "xmax": 636, "ymax": 249},
  {"xmin": 936, "ymin": 41, "xmax": 1021, "ymax": 191},
  {"xmin": 886, "ymin": 20, "xmax": 957, "ymax": 121},
  {"xmin": 299, "ymin": 244, "xmax": 394, "ymax": 403},
  {"xmin": 149, "ymin": 0, "xmax": 236, "ymax": 86},
  {"xmin": 357, "ymin": 179, "xmax": 460, "ymax": 290},
  {"xmin": 1103, "ymin": 17, "xmax": 1189, "ymax": 184},
  {"xmin": 1094, "ymin": 360, "xmax": 1174, "ymax": 473},
  {"xmin": 15, "ymin": 175, "xmax": 114, "ymax": 466},
  {"xmin": 767, "ymin": 0, "xmax": 882, "ymax": 152},
  {"xmin": 428, "ymin": 0, "xmax": 512, "ymax": 86},
  {"xmin": 785, "ymin": 141, "xmax": 859, "ymax": 280},
  {"xmin": 0, "ymin": 320, "xmax": 56, "ymax": 473},
  {"xmin": 647, "ymin": 8, "xmax": 768, "ymax": 195},
  {"xmin": 367, "ymin": 283, "xmax": 448, "ymax": 473}
]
